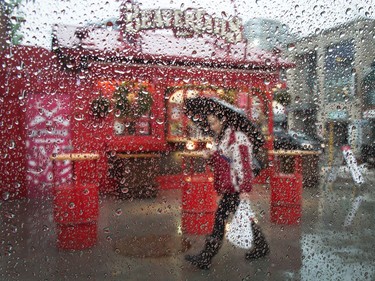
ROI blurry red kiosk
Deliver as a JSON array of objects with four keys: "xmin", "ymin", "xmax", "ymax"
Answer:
[{"xmin": 0, "ymin": 2, "xmax": 293, "ymax": 203}]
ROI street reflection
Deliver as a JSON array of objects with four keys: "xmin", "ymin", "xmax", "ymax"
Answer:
[{"xmin": 1, "ymin": 170, "xmax": 374, "ymax": 280}]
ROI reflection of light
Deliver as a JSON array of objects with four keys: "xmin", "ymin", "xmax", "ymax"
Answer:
[
  {"xmin": 169, "ymin": 89, "xmax": 199, "ymax": 104},
  {"xmin": 206, "ymin": 142, "xmax": 213, "ymax": 149},
  {"xmin": 272, "ymin": 83, "xmax": 283, "ymax": 92},
  {"xmin": 177, "ymin": 224, "xmax": 182, "ymax": 235},
  {"xmin": 186, "ymin": 141, "xmax": 197, "ymax": 150},
  {"xmin": 272, "ymin": 101, "xmax": 286, "ymax": 116},
  {"xmin": 301, "ymin": 143, "xmax": 313, "ymax": 150},
  {"xmin": 336, "ymin": 57, "xmax": 344, "ymax": 62},
  {"xmin": 225, "ymin": 222, "xmax": 230, "ymax": 232}
]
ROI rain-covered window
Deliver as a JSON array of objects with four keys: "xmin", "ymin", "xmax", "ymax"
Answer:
[{"xmin": 1, "ymin": 1, "xmax": 375, "ymax": 280}]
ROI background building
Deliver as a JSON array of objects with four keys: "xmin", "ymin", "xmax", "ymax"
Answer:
[
  {"xmin": 0, "ymin": 0, "xmax": 8, "ymax": 50},
  {"xmin": 243, "ymin": 18, "xmax": 296, "ymax": 129},
  {"xmin": 285, "ymin": 18, "xmax": 375, "ymax": 157},
  {"xmin": 243, "ymin": 18, "xmax": 296, "ymax": 52},
  {"xmin": 0, "ymin": 0, "xmax": 26, "ymax": 50}
]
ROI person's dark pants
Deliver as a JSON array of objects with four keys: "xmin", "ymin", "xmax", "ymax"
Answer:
[
  {"xmin": 185, "ymin": 191, "xmax": 269, "ymax": 269},
  {"xmin": 211, "ymin": 192, "xmax": 240, "ymax": 241},
  {"xmin": 185, "ymin": 192, "xmax": 240, "ymax": 268}
]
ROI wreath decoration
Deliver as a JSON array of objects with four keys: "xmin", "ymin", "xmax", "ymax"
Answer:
[
  {"xmin": 91, "ymin": 96, "xmax": 111, "ymax": 118},
  {"xmin": 113, "ymin": 82, "xmax": 153, "ymax": 118}
]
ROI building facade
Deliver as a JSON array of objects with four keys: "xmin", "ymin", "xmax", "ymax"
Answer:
[
  {"xmin": 285, "ymin": 19, "xmax": 375, "ymax": 156},
  {"xmin": 0, "ymin": 1, "xmax": 8, "ymax": 51},
  {"xmin": 243, "ymin": 18, "xmax": 296, "ymax": 52}
]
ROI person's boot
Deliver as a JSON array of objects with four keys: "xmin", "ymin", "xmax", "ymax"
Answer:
[
  {"xmin": 245, "ymin": 221, "xmax": 270, "ymax": 261},
  {"xmin": 185, "ymin": 236, "xmax": 221, "ymax": 269}
]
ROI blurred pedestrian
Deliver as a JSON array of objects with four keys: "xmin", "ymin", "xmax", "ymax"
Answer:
[{"xmin": 184, "ymin": 110, "xmax": 269, "ymax": 270}]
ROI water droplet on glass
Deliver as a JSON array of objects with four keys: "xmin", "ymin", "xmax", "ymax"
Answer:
[
  {"xmin": 2, "ymin": 192, "xmax": 10, "ymax": 200},
  {"xmin": 287, "ymin": 43, "xmax": 295, "ymax": 51},
  {"xmin": 9, "ymin": 140, "xmax": 16, "ymax": 149},
  {"xmin": 16, "ymin": 62, "xmax": 24, "ymax": 70},
  {"xmin": 74, "ymin": 114, "xmax": 84, "ymax": 121},
  {"xmin": 11, "ymin": 225, "xmax": 18, "ymax": 233},
  {"xmin": 18, "ymin": 90, "xmax": 26, "ymax": 100},
  {"xmin": 121, "ymin": 187, "xmax": 129, "ymax": 194},
  {"xmin": 5, "ymin": 211, "xmax": 15, "ymax": 219},
  {"xmin": 115, "ymin": 208, "xmax": 122, "ymax": 216}
]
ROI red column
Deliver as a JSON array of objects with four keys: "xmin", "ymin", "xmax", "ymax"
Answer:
[
  {"xmin": 270, "ymin": 153, "xmax": 303, "ymax": 225},
  {"xmin": 180, "ymin": 154, "xmax": 218, "ymax": 235},
  {"xmin": 52, "ymin": 154, "xmax": 100, "ymax": 250}
]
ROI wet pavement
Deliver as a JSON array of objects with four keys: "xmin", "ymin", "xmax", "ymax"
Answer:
[{"xmin": 1, "ymin": 168, "xmax": 375, "ymax": 281}]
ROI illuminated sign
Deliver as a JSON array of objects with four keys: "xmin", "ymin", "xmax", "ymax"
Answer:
[{"xmin": 120, "ymin": 3, "xmax": 243, "ymax": 44}]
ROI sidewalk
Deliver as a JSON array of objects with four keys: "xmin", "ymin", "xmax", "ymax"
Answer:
[{"xmin": 1, "ymin": 178, "xmax": 374, "ymax": 280}]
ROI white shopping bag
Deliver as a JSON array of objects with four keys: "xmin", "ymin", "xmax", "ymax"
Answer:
[{"xmin": 226, "ymin": 199, "xmax": 254, "ymax": 249}]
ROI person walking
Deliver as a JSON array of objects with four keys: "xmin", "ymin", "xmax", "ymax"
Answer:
[{"xmin": 184, "ymin": 109, "xmax": 270, "ymax": 270}]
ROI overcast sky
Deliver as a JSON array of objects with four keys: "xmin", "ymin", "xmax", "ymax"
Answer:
[{"xmin": 15, "ymin": 0, "xmax": 375, "ymax": 49}]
